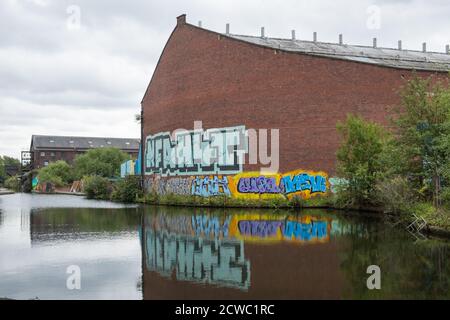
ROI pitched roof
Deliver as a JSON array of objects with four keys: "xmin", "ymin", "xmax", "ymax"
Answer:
[
  {"xmin": 225, "ymin": 33, "xmax": 450, "ymax": 72},
  {"xmin": 31, "ymin": 135, "xmax": 140, "ymax": 151}
]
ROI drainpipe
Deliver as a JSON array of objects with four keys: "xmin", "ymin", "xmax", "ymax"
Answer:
[{"xmin": 140, "ymin": 103, "xmax": 145, "ymax": 196}]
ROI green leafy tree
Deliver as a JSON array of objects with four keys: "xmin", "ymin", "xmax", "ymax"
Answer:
[
  {"xmin": 37, "ymin": 160, "xmax": 73, "ymax": 187},
  {"xmin": 336, "ymin": 114, "xmax": 390, "ymax": 207},
  {"xmin": 392, "ymin": 75, "xmax": 450, "ymax": 207},
  {"xmin": 74, "ymin": 148, "xmax": 129, "ymax": 179},
  {"xmin": 4, "ymin": 175, "xmax": 20, "ymax": 191},
  {"xmin": 0, "ymin": 156, "xmax": 20, "ymax": 184}
]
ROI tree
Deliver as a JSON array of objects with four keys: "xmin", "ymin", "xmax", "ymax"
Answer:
[
  {"xmin": 336, "ymin": 114, "xmax": 390, "ymax": 207},
  {"xmin": 0, "ymin": 156, "xmax": 20, "ymax": 185},
  {"xmin": 392, "ymin": 74, "xmax": 450, "ymax": 207},
  {"xmin": 37, "ymin": 160, "xmax": 73, "ymax": 187},
  {"xmin": 74, "ymin": 147, "xmax": 129, "ymax": 179}
]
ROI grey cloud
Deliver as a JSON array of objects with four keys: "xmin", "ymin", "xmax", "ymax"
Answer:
[{"xmin": 0, "ymin": 0, "xmax": 449, "ymax": 158}]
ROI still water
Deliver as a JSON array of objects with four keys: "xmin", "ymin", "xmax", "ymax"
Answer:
[{"xmin": 0, "ymin": 193, "xmax": 448, "ymax": 299}]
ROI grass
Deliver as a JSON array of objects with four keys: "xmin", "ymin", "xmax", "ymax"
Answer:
[
  {"xmin": 136, "ymin": 192, "xmax": 335, "ymax": 210},
  {"xmin": 412, "ymin": 203, "xmax": 450, "ymax": 231}
]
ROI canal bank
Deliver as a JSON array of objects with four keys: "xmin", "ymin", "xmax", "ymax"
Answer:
[{"xmin": 0, "ymin": 188, "xmax": 14, "ymax": 195}]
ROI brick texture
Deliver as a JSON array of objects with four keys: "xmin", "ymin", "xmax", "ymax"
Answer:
[{"xmin": 142, "ymin": 22, "xmax": 446, "ymax": 175}]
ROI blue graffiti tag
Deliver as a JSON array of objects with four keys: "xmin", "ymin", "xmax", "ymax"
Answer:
[
  {"xmin": 281, "ymin": 173, "xmax": 327, "ymax": 195},
  {"xmin": 191, "ymin": 176, "xmax": 231, "ymax": 197}
]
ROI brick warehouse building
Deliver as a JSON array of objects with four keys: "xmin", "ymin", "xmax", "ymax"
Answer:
[
  {"xmin": 30, "ymin": 135, "xmax": 140, "ymax": 170},
  {"xmin": 141, "ymin": 14, "xmax": 450, "ymax": 199}
]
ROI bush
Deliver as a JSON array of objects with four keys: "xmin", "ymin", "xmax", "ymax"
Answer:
[
  {"xmin": 74, "ymin": 148, "xmax": 129, "ymax": 179},
  {"xmin": 375, "ymin": 175, "xmax": 416, "ymax": 214},
  {"xmin": 82, "ymin": 175, "xmax": 111, "ymax": 200},
  {"xmin": 111, "ymin": 176, "xmax": 142, "ymax": 203},
  {"xmin": 4, "ymin": 175, "xmax": 20, "ymax": 192},
  {"xmin": 37, "ymin": 160, "xmax": 73, "ymax": 187},
  {"xmin": 288, "ymin": 195, "xmax": 304, "ymax": 208},
  {"xmin": 336, "ymin": 114, "xmax": 390, "ymax": 207}
]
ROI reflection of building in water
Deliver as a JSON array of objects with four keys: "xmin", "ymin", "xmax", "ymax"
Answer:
[
  {"xmin": 145, "ymin": 230, "xmax": 250, "ymax": 290},
  {"xmin": 142, "ymin": 211, "xmax": 346, "ymax": 299}
]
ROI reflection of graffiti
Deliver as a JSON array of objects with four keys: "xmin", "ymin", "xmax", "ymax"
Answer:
[
  {"xmin": 283, "ymin": 220, "xmax": 328, "ymax": 241},
  {"xmin": 192, "ymin": 215, "xmax": 231, "ymax": 238},
  {"xmin": 145, "ymin": 230, "xmax": 250, "ymax": 290},
  {"xmin": 191, "ymin": 176, "xmax": 231, "ymax": 197},
  {"xmin": 145, "ymin": 126, "xmax": 247, "ymax": 176},
  {"xmin": 229, "ymin": 214, "xmax": 332, "ymax": 243},
  {"xmin": 237, "ymin": 219, "xmax": 329, "ymax": 241},
  {"xmin": 238, "ymin": 220, "xmax": 282, "ymax": 238}
]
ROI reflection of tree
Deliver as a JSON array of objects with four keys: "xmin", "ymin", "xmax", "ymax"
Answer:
[
  {"xmin": 337, "ymin": 222, "xmax": 450, "ymax": 299},
  {"xmin": 30, "ymin": 207, "xmax": 141, "ymax": 236}
]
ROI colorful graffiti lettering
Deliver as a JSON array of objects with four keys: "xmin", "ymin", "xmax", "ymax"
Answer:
[
  {"xmin": 145, "ymin": 169, "xmax": 329, "ymax": 199},
  {"xmin": 230, "ymin": 170, "xmax": 329, "ymax": 200},
  {"xmin": 145, "ymin": 126, "xmax": 247, "ymax": 176},
  {"xmin": 237, "ymin": 176, "xmax": 282, "ymax": 194},
  {"xmin": 145, "ymin": 176, "xmax": 193, "ymax": 196},
  {"xmin": 281, "ymin": 172, "xmax": 327, "ymax": 195},
  {"xmin": 191, "ymin": 176, "xmax": 231, "ymax": 197}
]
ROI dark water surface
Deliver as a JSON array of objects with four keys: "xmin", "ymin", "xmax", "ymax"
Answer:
[{"xmin": 0, "ymin": 193, "xmax": 448, "ymax": 299}]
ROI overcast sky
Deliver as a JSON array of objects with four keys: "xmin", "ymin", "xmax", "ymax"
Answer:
[{"xmin": 1, "ymin": 0, "xmax": 449, "ymax": 159}]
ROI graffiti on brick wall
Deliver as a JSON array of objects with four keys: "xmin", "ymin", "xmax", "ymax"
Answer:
[
  {"xmin": 145, "ymin": 175, "xmax": 193, "ymax": 196},
  {"xmin": 145, "ymin": 126, "xmax": 247, "ymax": 176},
  {"xmin": 145, "ymin": 169, "xmax": 329, "ymax": 199},
  {"xmin": 229, "ymin": 169, "xmax": 329, "ymax": 200},
  {"xmin": 191, "ymin": 175, "xmax": 231, "ymax": 197}
]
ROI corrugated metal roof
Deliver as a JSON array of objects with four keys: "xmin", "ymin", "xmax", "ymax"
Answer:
[
  {"xmin": 31, "ymin": 135, "xmax": 140, "ymax": 151},
  {"xmin": 226, "ymin": 34, "xmax": 450, "ymax": 72}
]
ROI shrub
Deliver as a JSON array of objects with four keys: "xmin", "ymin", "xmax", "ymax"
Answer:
[
  {"xmin": 375, "ymin": 175, "xmax": 416, "ymax": 214},
  {"xmin": 336, "ymin": 114, "xmax": 390, "ymax": 207},
  {"xmin": 82, "ymin": 175, "xmax": 111, "ymax": 200},
  {"xmin": 37, "ymin": 160, "xmax": 73, "ymax": 187},
  {"xmin": 111, "ymin": 176, "xmax": 142, "ymax": 203},
  {"xmin": 4, "ymin": 175, "xmax": 20, "ymax": 192},
  {"xmin": 288, "ymin": 195, "xmax": 304, "ymax": 208},
  {"xmin": 74, "ymin": 148, "xmax": 129, "ymax": 179}
]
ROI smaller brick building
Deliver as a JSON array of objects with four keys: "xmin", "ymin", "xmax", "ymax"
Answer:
[{"xmin": 30, "ymin": 135, "xmax": 140, "ymax": 170}]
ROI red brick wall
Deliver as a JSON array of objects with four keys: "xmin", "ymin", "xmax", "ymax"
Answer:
[{"xmin": 142, "ymin": 21, "xmax": 445, "ymax": 175}]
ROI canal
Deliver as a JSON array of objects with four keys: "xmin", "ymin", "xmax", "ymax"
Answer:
[{"xmin": 0, "ymin": 193, "xmax": 448, "ymax": 299}]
